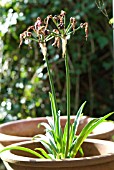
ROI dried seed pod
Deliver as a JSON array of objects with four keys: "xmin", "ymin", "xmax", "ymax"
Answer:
[
  {"xmin": 19, "ymin": 31, "xmax": 31, "ymax": 47},
  {"xmin": 70, "ymin": 17, "xmax": 76, "ymax": 32},
  {"xmin": 60, "ymin": 10, "xmax": 66, "ymax": 17},
  {"xmin": 84, "ymin": 22, "xmax": 88, "ymax": 41},
  {"xmin": 38, "ymin": 26, "xmax": 45, "ymax": 35},
  {"xmin": 27, "ymin": 26, "xmax": 35, "ymax": 32},
  {"xmin": 34, "ymin": 17, "xmax": 42, "ymax": 30},
  {"xmin": 44, "ymin": 15, "xmax": 52, "ymax": 29},
  {"xmin": 52, "ymin": 29, "xmax": 60, "ymax": 48},
  {"xmin": 80, "ymin": 22, "xmax": 88, "ymax": 40}
]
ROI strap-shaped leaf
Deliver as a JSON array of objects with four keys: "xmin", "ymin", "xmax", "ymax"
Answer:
[
  {"xmin": 39, "ymin": 140, "xmax": 54, "ymax": 155},
  {"xmin": 38, "ymin": 122, "xmax": 52, "ymax": 131},
  {"xmin": 71, "ymin": 111, "xmax": 114, "ymax": 157},
  {"xmin": 46, "ymin": 116, "xmax": 54, "ymax": 129},
  {"xmin": 84, "ymin": 112, "xmax": 114, "ymax": 140},
  {"xmin": 71, "ymin": 118, "xmax": 98, "ymax": 157},
  {"xmin": 35, "ymin": 148, "xmax": 51, "ymax": 159},
  {"xmin": 0, "ymin": 146, "xmax": 45, "ymax": 158},
  {"xmin": 49, "ymin": 92, "xmax": 57, "ymax": 124},
  {"xmin": 72, "ymin": 101, "xmax": 86, "ymax": 141},
  {"xmin": 49, "ymin": 92, "xmax": 59, "ymax": 136},
  {"xmin": 34, "ymin": 135, "xmax": 58, "ymax": 158}
]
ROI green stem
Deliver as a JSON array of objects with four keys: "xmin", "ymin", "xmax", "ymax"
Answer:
[
  {"xmin": 65, "ymin": 52, "xmax": 70, "ymax": 157},
  {"xmin": 45, "ymin": 55, "xmax": 59, "ymax": 135},
  {"xmin": 45, "ymin": 56, "xmax": 58, "ymax": 111},
  {"xmin": 67, "ymin": 26, "xmax": 81, "ymax": 35}
]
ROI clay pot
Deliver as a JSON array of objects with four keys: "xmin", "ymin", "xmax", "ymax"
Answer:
[
  {"xmin": 1, "ymin": 139, "xmax": 114, "ymax": 170},
  {"xmin": 0, "ymin": 116, "xmax": 114, "ymax": 148}
]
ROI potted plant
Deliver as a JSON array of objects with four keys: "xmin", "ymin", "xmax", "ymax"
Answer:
[{"xmin": 1, "ymin": 10, "xmax": 114, "ymax": 170}]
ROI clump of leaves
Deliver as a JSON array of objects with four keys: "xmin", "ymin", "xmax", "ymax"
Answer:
[{"xmin": 0, "ymin": 102, "xmax": 113, "ymax": 159}]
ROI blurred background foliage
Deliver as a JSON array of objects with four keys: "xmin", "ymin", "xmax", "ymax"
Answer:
[{"xmin": 0, "ymin": 0, "xmax": 114, "ymax": 122}]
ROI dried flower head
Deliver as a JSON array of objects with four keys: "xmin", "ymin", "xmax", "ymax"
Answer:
[
  {"xmin": 27, "ymin": 26, "xmax": 35, "ymax": 32},
  {"xmin": 34, "ymin": 17, "xmax": 42, "ymax": 30},
  {"xmin": 84, "ymin": 22, "xmax": 88, "ymax": 41},
  {"xmin": 80, "ymin": 22, "xmax": 88, "ymax": 40},
  {"xmin": 44, "ymin": 15, "xmax": 52, "ymax": 29},
  {"xmin": 19, "ymin": 11, "xmax": 88, "ymax": 58},
  {"xmin": 57, "ymin": 10, "xmax": 66, "ymax": 30},
  {"xmin": 52, "ymin": 29, "xmax": 60, "ymax": 48},
  {"xmin": 37, "ymin": 26, "xmax": 46, "ymax": 35},
  {"xmin": 70, "ymin": 17, "xmax": 77, "ymax": 32},
  {"xmin": 60, "ymin": 10, "xmax": 66, "ymax": 17},
  {"xmin": 19, "ymin": 31, "xmax": 31, "ymax": 47}
]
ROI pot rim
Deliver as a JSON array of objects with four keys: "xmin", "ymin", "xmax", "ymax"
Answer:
[
  {"xmin": 1, "ymin": 139, "xmax": 114, "ymax": 168},
  {"xmin": 0, "ymin": 116, "xmax": 114, "ymax": 142}
]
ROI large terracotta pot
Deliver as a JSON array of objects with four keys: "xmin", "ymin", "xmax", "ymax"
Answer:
[
  {"xmin": 0, "ymin": 116, "xmax": 114, "ymax": 148},
  {"xmin": 1, "ymin": 139, "xmax": 114, "ymax": 170}
]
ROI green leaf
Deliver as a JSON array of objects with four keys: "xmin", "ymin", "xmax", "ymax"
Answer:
[
  {"xmin": 84, "ymin": 112, "xmax": 114, "ymax": 139},
  {"xmin": 46, "ymin": 117, "xmax": 54, "ymax": 129},
  {"xmin": 39, "ymin": 140, "xmax": 53, "ymax": 155},
  {"xmin": 71, "ymin": 119, "xmax": 98, "ymax": 157},
  {"xmin": 0, "ymin": 146, "xmax": 45, "ymax": 159},
  {"xmin": 49, "ymin": 92, "xmax": 59, "ymax": 136},
  {"xmin": 71, "ymin": 111, "xmax": 114, "ymax": 157},
  {"xmin": 49, "ymin": 93, "xmax": 57, "ymax": 125},
  {"xmin": 35, "ymin": 148, "xmax": 51, "ymax": 159},
  {"xmin": 78, "ymin": 147, "xmax": 84, "ymax": 157},
  {"xmin": 33, "ymin": 134, "xmax": 57, "ymax": 158},
  {"xmin": 72, "ymin": 101, "xmax": 86, "ymax": 140},
  {"xmin": 38, "ymin": 122, "xmax": 52, "ymax": 131},
  {"xmin": 68, "ymin": 124, "xmax": 74, "ymax": 152},
  {"xmin": 62, "ymin": 121, "xmax": 68, "ymax": 156}
]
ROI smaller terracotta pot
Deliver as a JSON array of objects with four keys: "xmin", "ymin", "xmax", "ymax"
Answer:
[
  {"xmin": 1, "ymin": 139, "xmax": 114, "ymax": 170},
  {"xmin": 0, "ymin": 116, "xmax": 114, "ymax": 148}
]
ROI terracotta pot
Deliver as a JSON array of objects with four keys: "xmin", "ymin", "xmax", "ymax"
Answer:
[
  {"xmin": 0, "ymin": 116, "xmax": 114, "ymax": 148},
  {"xmin": 1, "ymin": 139, "xmax": 114, "ymax": 170}
]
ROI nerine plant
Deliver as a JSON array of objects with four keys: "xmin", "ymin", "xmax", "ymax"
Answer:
[{"xmin": 0, "ymin": 10, "xmax": 114, "ymax": 159}]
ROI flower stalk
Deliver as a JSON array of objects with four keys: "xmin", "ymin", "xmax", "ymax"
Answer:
[
  {"xmin": 45, "ymin": 55, "xmax": 59, "ymax": 135},
  {"xmin": 64, "ymin": 52, "xmax": 70, "ymax": 157}
]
